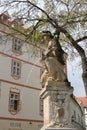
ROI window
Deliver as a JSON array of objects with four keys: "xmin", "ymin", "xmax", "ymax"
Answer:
[
  {"xmin": 9, "ymin": 89, "xmax": 21, "ymax": 115},
  {"xmin": 10, "ymin": 92, "xmax": 19, "ymax": 111},
  {"xmin": 12, "ymin": 38, "xmax": 22, "ymax": 54},
  {"xmin": 11, "ymin": 59, "xmax": 21, "ymax": 79}
]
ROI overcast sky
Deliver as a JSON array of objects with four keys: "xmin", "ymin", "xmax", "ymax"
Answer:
[{"xmin": 67, "ymin": 58, "xmax": 86, "ymax": 97}]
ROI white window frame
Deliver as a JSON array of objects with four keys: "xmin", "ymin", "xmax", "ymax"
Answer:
[
  {"xmin": 12, "ymin": 38, "xmax": 22, "ymax": 54},
  {"xmin": 11, "ymin": 59, "xmax": 21, "ymax": 79}
]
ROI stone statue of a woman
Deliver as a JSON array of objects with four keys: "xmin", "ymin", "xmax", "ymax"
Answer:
[{"xmin": 40, "ymin": 32, "xmax": 68, "ymax": 87}]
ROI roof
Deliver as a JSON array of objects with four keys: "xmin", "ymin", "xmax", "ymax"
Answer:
[{"xmin": 78, "ymin": 97, "xmax": 87, "ymax": 107}]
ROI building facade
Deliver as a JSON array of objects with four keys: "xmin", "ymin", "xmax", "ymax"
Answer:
[
  {"xmin": 0, "ymin": 13, "xmax": 86, "ymax": 130},
  {"xmin": 0, "ymin": 13, "xmax": 43, "ymax": 130}
]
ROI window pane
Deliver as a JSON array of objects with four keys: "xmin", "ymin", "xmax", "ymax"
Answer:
[
  {"xmin": 13, "ymin": 61, "xmax": 16, "ymax": 65},
  {"xmin": 10, "ymin": 94, "xmax": 14, "ymax": 98},
  {"xmin": 10, "ymin": 100, "xmax": 14, "ymax": 105},
  {"xmin": 15, "ymin": 95, "xmax": 18, "ymax": 99},
  {"xmin": 17, "ymin": 63, "xmax": 20, "ymax": 67},
  {"xmin": 17, "ymin": 68, "xmax": 19, "ymax": 75},
  {"xmin": 15, "ymin": 39, "xmax": 17, "ymax": 43},
  {"xmin": 14, "ymin": 100, "xmax": 18, "ymax": 110}
]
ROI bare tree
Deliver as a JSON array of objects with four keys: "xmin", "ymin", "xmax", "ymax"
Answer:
[{"xmin": 0, "ymin": 0, "xmax": 87, "ymax": 95}]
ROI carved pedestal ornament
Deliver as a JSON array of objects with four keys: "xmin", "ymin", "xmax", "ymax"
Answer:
[{"xmin": 40, "ymin": 85, "xmax": 73, "ymax": 129}]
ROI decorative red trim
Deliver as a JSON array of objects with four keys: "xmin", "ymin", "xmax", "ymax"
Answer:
[
  {"xmin": 0, "ymin": 117, "xmax": 43, "ymax": 123},
  {"xmin": 0, "ymin": 51, "xmax": 43, "ymax": 69},
  {"xmin": 0, "ymin": 79, "xmax": 41, "ymax": 91}
]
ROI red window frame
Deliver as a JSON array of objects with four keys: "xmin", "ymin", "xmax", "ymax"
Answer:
[{"xmin": 8, "ymin": 88, "xmax": 21, "ymax": 115}]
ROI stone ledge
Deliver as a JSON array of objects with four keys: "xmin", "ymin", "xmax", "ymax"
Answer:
[
  {"xmin": 45, "ymin": 81, "xmax": 71, "ymax": 88},
  {"xmin": 45, "ymin": 128, "xmax": 79, "ymax": 130},
  {"xmin": 40, "ymin": 81, "xmax": 73, "ymax": 97}
]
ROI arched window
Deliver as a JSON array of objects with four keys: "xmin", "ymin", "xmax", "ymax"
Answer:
[
  {"xmin": 11, "ymin": 59, "xmax": 21, "ymax": 79},
  {"xmin": 12, "ymin": 38, "xmax": 22, "ymax": 54},
  {"xmin": 9, "ymin": 88, "xmax": 21, "ymax": 115}
]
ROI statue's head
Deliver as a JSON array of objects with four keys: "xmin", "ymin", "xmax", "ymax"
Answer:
[{"xmin": 42, "ymin": 31, "xmax": 53, "ymax": 42}]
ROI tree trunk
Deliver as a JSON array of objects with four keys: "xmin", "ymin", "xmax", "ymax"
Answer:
[
  {"xmin": 58, "ymin": 27, "xmax": 87, "ymax": 95},
  {"xmin": 82, "ymin": 57, "xmax": 87, "ymax": 95}
]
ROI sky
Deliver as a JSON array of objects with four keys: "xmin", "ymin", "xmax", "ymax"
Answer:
[{"xmin": 67, "ymin": 58, "xmax": 86, "ymax": 97}]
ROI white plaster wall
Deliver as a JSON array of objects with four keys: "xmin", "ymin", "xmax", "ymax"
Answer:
[
  {"xmin": 0, "ymin": 120, "xmax": 43, "ymax": 130},
  {"xmin": 0, "ymin": 33, "xmax": 42, "ymax": 88},
  {"xmin": 0, "ymin": 55, "xmax": 41, "ymax": 88},
  {"xmin": 0, "ymin": 82, "xmax": 42, "ymax": 120},
  {"xmin": 0, "ymin": 31, "xmax": 41, "ymax": 66},
  {"xmin": 0, "ymin": 56, "xmax": 11, "ymax": 79},
  {"xmin": 0, "ymin": 24, "xmax": 43, "ymax": 130}
]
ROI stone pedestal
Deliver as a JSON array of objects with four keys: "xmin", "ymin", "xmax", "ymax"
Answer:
[
  {"xmin": 45, "ymin": 128, "xmax": 78, "ymax": 130},
  {"xmin": 40, "ymin": 81, "xmax": 85, "ymax": 130}
]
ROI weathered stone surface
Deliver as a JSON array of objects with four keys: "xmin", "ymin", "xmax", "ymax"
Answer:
[
  {"xmin": 45, "ymin": 128, "xmax": 78, "ymax": 130},
  {"xmin": 40, "ymin": 81, "xmax": 85, "ymax": 130}
]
